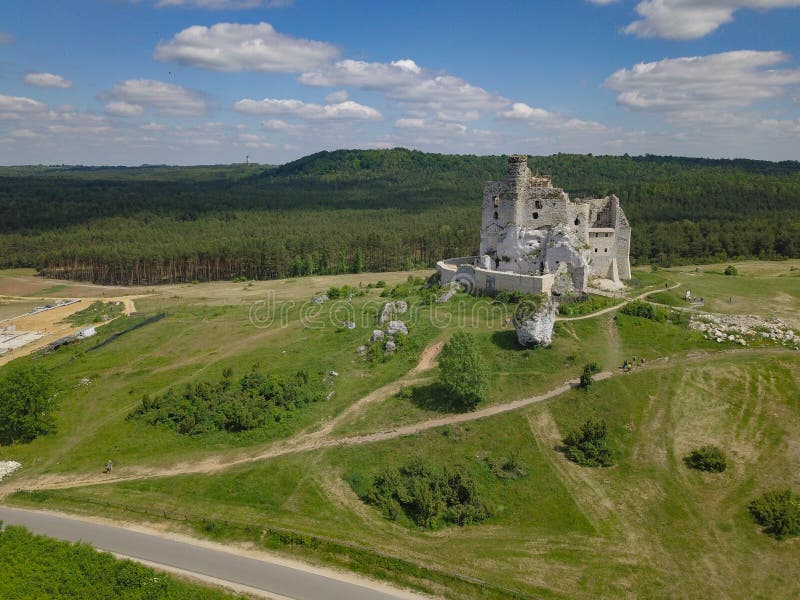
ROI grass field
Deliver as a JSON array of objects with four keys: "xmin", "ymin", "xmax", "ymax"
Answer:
[{"xmin": 1, "ymin": 261, "xmax": 799, "ymax": 599}]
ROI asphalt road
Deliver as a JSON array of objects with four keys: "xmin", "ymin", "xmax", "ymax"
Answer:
[{"xmin": 0, "ymin": 506, "xmax": 420, "ymax": 600}]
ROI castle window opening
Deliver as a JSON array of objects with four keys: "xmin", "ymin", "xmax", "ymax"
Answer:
[
  {"xmin": 594, "ymin": 248, "xmax": 598, "ymax": 252},
  {"xmin": 604, "ymin": 248, "xmax": 608, "ymax": 253},
  {"xmin": 574, "ymin": 218, "xmax": 580, "ymax": 226},
  {"xmin": 535, "ymin": 200, "xmax": 543, "ymax": 209},
  {"xmin": 605, "ymin": 233, "xmax": 609, "ymax": 238},
  {"xmin": 493, "ymin": 196, "xmax": 500, "ymax": 207},
  {"xmin": 533, "ymin": 212, "xmax": 539, "ymax": 219},
  {"xmin": 494, "ymin": 211, "xmax": 499, "ymax": 220}
]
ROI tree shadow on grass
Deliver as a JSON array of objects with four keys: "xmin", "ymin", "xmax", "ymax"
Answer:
[
  {"xmin": 408, "ymin": 382, "xmax": 464, "ymax": 413},
  {"xmin": 491, "ymin": 329, "xmax": 523, "ymax": 351}
]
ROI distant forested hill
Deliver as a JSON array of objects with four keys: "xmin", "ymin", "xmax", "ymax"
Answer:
[{"xmin": 1, "ymin": 149, "xmax": 798, "ymax": 284}]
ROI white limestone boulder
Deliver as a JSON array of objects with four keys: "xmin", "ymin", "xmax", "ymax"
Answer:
[{"xmin": 513, "ymin": 295, "xmax": 558, "ymax": 347}]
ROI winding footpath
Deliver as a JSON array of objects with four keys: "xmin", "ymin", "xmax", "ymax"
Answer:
[{"xmin": 2, "ymin": 283, "xmax": 686, "ymax": 494}]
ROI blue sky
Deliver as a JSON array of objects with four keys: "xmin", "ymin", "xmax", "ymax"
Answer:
[{"xmin": 2, "ymin": 0, "xmax": 800, "ymax": 164}]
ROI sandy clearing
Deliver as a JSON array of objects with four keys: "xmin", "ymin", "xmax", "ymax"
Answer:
[{"xmin": 0, "ymin": 295, "xmax": 147, "ymax": 367}]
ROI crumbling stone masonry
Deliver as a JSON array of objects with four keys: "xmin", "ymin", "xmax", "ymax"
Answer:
[{"xmin": 437, "ymin": 155, "xmax": 631, "ymax": 295}]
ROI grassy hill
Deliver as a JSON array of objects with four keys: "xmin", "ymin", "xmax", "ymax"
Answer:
[{"xmin": 1, "ymin": 261, "xmax": 799, "ymax": 598}]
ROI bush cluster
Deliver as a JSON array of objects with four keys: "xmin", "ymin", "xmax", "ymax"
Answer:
[
  {"xmin": 487, "ymin": 454, "xmax": 529, "ymax": 480},
  {"xmin": 326, "ymin": 284, "xmax": 365, "ymax": 299},
  {"xmin": 0, "ymin": 364, "xmax": 56, "ymax": 444},
  {"xmin": 379, "ymin": 275, "xmax": 426, "ymax": 298},
  {"xmin": 361, "ymin": 460, "xmax": 493, "ymax": 529},
  {"xmin": 562, "ymin": 418, "xmax": 615, "ymax": 467},
  {"xmin": 724, "ymin": 265, "xmax": 738, "ymax": 276},
  {"xmin": 620, "ymin": 300, "xmax": 688, "ymax": 325},
  {"xmin": 685, "ymin": 445, "xmax": 727, "ymax": 472},
  {"xmin": 130, "ymin": 367, "xmax": 325, "ymax": 435},
  {"xmin": 748, "ymin": 489, "xmax": 800, "ymax": 539}
]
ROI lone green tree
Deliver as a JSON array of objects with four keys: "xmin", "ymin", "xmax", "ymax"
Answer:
[
  {"xmin": 0, "ymin": 363, "xmax": 56, "ymax": 444},
  {"xmin": 438, "ymin": 331, "xmax": 489, "ymax": 411},
  {"xmin": 579, "ymin": 362, "xmax": 600, "ymax": 389}
]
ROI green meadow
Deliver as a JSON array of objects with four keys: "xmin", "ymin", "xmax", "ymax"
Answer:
[{"xmin": 2, "ymin": 261, "xmax": 800, "ymax": 599}]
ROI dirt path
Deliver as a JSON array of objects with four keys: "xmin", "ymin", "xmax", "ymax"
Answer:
[
  {"xmin": 6, "ymin": 345, "xmax": 792, "ymax": 497},
  {"xmin": 558, "ymin": 282, "xmax": 681, "ymax": 322},
  {"xmin": 300, "ymin": 340, "xmax": 445, "ymax": 440}
]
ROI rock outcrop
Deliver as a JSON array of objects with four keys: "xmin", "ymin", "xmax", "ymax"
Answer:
[
  {"xmin": 513, "ymin": 295, "xmax": 558, "ymax": 347},
  {"xmin": 379, "ymin": 301, "xmax": 408, "ymax": 324},
  {"xmin": 387, "ymin": 320, "xmax": 409, "ymax": 336}
]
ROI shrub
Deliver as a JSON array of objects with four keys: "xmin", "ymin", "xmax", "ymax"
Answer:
[
  {"xmin": 130, "ymin": 366, "xmax": 325, "ymax": 435},
  {"xmin": 579, "ymin": 362, "xmax": 600, "ymax": 389},
  {"xmin": 0, "ymin": 364, "xmax": 57, "ymax": 444},
  {"xmin": 438, "ymin": 331, "xmax": 489, "ymax": 411},
  {"xmin": 748, "ymin": 489, "xmax": 800, "ymax": 539},
  {"xmin": 488, "ymin": 453, "xmax": 528, "ymax": 480},
  {"xmin": 685, "ymin": 445, "xmax": 727, "ymax": 472},
  {"xmin": 724, "ymin": 265, "xmax": 738, "ymax": 276},
  {"xmin": 361, "ymin": 460, "xmax": 492, "ymax": 529},
  {"xmin": 562, "ymin": 418, "xmax": 615, "ymax": 467}
]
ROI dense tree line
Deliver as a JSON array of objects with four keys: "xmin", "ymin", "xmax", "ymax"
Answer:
[{"xmin": 1, "ymin": 149, "xmax": 799, "ymax": 284}]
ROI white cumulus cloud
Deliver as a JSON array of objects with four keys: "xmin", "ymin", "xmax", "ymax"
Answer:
[
  {"xmin": 108, "ymin": 79, "xmax": 209, "ymax": 116},
  {"xmin": 299, "ymin": 59, "xmax": 505, "ymax": 116},
  {"xmin": 621, "ymin": 0, "xmax": 800, "ymax": 40},
  {"xmin": 606, "ymin": 50, "xmax": 800, "ymax": 120},
  {"xmin": 24, "ymin": 72, "xmax": 73, "ymax": 89},
  {"xmin": 324, "ymin": 90, "xmax": 349, "ymax": 103},
  {"xmin": 0, "ymin": 93, "xmax": 47, "ymax": 118},
  {"xmin": 234, "ymin": 98, "xmax": 381, "ymax": 120},
  {"xmin": 502, "ymin": 102, "xmax": 609, "ymax": 133},
  {"xmin": 154, "ymin": 22, "xmax": 339, "ymax": 72},
  {"xmin": 105, "ymin": 101, "xmax": 145, "ymax": 117}
]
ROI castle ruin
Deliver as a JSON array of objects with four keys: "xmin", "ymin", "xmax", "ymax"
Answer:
[{"xmin": 437, "ymin": 155, "xmax": 631, "ymax": 296}]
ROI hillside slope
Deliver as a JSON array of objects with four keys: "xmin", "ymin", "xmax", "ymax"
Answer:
[{"xmin": 1, "ymin": 149, "xmax": 799, "ymax": 284}]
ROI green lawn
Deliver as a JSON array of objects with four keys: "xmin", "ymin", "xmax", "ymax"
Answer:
[
  {"xmin": 2, "ymin": 262, "xmax": 800, "ymax": 599},
  {"xmin": 14, "ymin": 350, "xmax": 799, "ymax": 599}
]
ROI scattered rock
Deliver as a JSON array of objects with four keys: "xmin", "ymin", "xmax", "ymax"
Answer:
[
  {"xmin": 0, "ymin": 461, "xmax": 21, "ymax": 481},
  {"xmin": 312, "ymin": 293, "xmax": 328, "ymax": 305},
  {"xmin": 356, "ymin": 345, "xmax": 368, "ymax": 355},
  {"xmin": 385, "ymin": 340, "xmax": 397, "ymax": 352},
  {"xmin": 436, "ymin": 281, "xmax": 461, "ymax": 303},
  {"xmin": 387, "ymin": 320, "xmax": 409, "ymax": 336},
  {"xmin": 379, "ymin": 301, "xmax": 408, "ymax": 324},
  {"xmin": 344, "ymin": 321, "xmax": 356, "ymax": 330},
  {"xmin": 689, "ymin": 312, "xmax": 798, "ymax": 349},
  {"xmin": 371, "ymin": 329, "xmax": 385, "ymax": 342},
  {"xmin": 325, "ymin": 391, "xmax": 335, "ymax": 401},
  {"xmin": 329, "ymin": 370, "xmax": 339, "ymax": 377}
]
